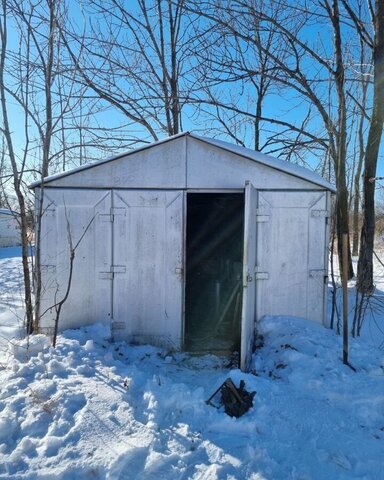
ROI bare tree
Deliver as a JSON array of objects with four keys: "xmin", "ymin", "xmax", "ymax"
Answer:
[
  {"xmin": 355, "ymin": 0, "xmax": 384, "ymax": 293},
  {"xmin": 187, "ymin": 0, "xmax": 360, "ymax": 277},
  {"xmin": 188, "ymin": 0, "xmax": 327, "ymax": 161},
  {"xmin": 0, "ymin": 0, "xmax": 34, "ymax": 332},
  {"xmin": 63, "ymin": 0, "xmax": 200, "ymax": 140},
  {"xmin": 350, "ymin": 49, "xmax": 370, "ymax": 256},
  {"xmin": 0, "ymin": 0, "xmax": 104, "ymax": 333},
  {"xmin": 191, "ymin": 0, "xmax": 384, "ymax": 292}
]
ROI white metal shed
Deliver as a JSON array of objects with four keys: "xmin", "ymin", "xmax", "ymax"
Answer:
[
  {"xmin": 31, "ymin": 132, "xmax": 335, "ymax": 370},
  {"xmin": 0, "ymin": 209, "xmax": 21, "ymax": 247}
]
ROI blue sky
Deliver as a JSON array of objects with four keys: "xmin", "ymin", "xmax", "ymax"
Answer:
[{"xmin": 3, "ymin": 0, "xmax": 383, "ymax": 193}]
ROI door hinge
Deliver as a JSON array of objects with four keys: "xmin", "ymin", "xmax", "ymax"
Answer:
[
  {"xmin": 256, "ymin": 208, "xmax": 270, "ymax": 223},
  {"xmin": 99, "ymin": 265, "xmax": 126, "ymax": 279},
  {"xmin": 309, "ymin": 269, "xmax": 328, "ymax": 284},
  {"xmin": 44, "ymin": 208, "xmax": 56, "ymax": 217},
  {"xmin": 99, "ymin": 213, "xmax": 113, "ymax": 223},
  {"xmin": 255, "ymin": 266, "xmax": 269, "ymax": 280},
  {"xmin": 309, "ymin": 269, "xmax": 326, "ymax": 279},
  {"xmin": 311, "ymin": 210, "xmax": 329, "ymax": 219},
  {"xmin": 255, "ymin": 272, "xmax": 269, "ymax": 280},
  {"xmin": 111, "ymin": 265, "xmax": 126, "ymax": 274},
  {"xmin": 99, "ymin": 271, "xmax": 113, "ymax": 280},
  {"xmin": 41, "ymin": 264, "xmax": 56, "ymax": 273},
  {"xmin": 112, "ymin": 321, "xmax": 126, "ymax": 330},
  {"xmin": 99, "ymin": 207, "xmax": 126, "ymax": 223},
  {"xmin": 111, "ymin": 207, "xmax": 126, "ymax": 218}
]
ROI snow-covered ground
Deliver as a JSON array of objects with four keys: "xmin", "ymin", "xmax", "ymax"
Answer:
[
  {"xmin": 327, "ymin": 250, "xmax": 384, "ymax": 350},
  {"xmin": 0, "ymin": 248, "xmax": 383, "ymax": 479},
  {"xmin": 0, "ymin": 247, "xmax": 26, "ymax": 366}
]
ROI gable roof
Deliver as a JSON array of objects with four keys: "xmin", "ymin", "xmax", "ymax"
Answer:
[{"xmin": 29, "ymin": 132, "xmax": 336, "ymax": 192}]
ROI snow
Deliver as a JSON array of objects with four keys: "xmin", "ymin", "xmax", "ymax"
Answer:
[
  {"xmin": 327, "ymin": 249, "xmax": 384, "ymax": 349},
  {"xmin": 0, "ymin": 247, "xmax": 26, "ymax": 365},
  {"xmin": 0, "ymin": 248, "xmax": 383, "ymax": 479}
]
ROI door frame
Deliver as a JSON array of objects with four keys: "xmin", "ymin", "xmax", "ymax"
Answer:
[
  {"xmin": 183, "ymin": 187, "xmax": 250, "ymax": 364},
  {"xmin": 240, "ymin": 181, "xmax": 257, "ymax": 371}
]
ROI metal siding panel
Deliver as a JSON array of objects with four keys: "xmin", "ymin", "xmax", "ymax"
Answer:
[
  {"xmin": 187, "ymin": 139, "xmax": 324, "ymax": 190},
  {"xmin": 46, "ymin": 137, "xmax": 187, "ymax": 189},
  {"xmin": 240, "ymin": 181, "xmax": 257, "ymax": 371},
  {"xmin": 34, "ymin": 133, "xmax": 335, "ymax": 193},
  {"xmin": 189, "ymin": 134, "xmax": 336, "ymax": 192},
  {"xmin": 39, "ymin": 192, "xmax": 59, "ymax": 332},
  {"xmin": 39, "ymin": 190, "xmax": 112, "ymax": 332},
  {"xmin": 112, "ymin": 190, "xmax": 184, "ymax": 349},
  {"xmin": 256, "ymin": 191, "xmax": 327, "ymax": 324}
]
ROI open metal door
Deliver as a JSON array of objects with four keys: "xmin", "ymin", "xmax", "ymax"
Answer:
[
  {"xmin": 240, "ymin": 181, "xmax": 257, "ymax": 371},
  {"xmin": 256, "ymin": 191, "xmax": 328, "ymax": 324}
]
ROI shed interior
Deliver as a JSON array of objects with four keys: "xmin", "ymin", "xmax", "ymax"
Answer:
[{"xmin": 184, "ymin": 193, "xmax": 244, "ymax": 354}]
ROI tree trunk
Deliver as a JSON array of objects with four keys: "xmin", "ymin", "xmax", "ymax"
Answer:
[
  {"xmin": 331, "ymin": 0, "xmax": 354, "ymax": 279},
  {"xmin": 352, "ymin": 17, "xmax": 369, "ymax": 257},
  {"xmin": 352, "ymin": 177, "xmax": 360, "ymax": 256},
  {"xmin": 336, "ymin": 176, "xmax": 354, "ymax": 279},
  {"xmin": 33, "ymin": 0, "xmax": 55, "ymax": 330},
  {"xmin": 356, "ymin": 0, "xmax": 384, "ymax": 293},
  {"xmin": 0, "ymin": 0, "xmax": 34, "ymax": 332},
  {"xmin": 352, "ymin": 146, "xmax": 364, "ymax": 256}
]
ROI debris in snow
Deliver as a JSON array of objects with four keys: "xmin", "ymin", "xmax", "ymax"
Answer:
[
  {"xmin": 221, "ymin": 378, "xmax": 256, "ymax": 417},
  {"xmin": 206, "ymin": 378, "xmax": 256, "ymax": 417}
]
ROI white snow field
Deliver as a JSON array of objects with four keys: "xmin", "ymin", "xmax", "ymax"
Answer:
[{"xmin": 0, "ymin": 248, "xmax": 383, "ymax": 479}]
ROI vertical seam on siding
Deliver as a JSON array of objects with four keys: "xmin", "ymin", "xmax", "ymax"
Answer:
[{"xmin": 185, "ymin": 134, "xmax": 188, "ymax": 189}]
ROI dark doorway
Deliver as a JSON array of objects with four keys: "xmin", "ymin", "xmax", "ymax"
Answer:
[{"xmin": 185, "ymin": 193, "xmax": 244, "ymax": 354}]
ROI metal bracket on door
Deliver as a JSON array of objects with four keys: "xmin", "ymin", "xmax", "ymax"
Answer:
[
  {"xmin": 309, "ymin": 269, "xmax": 326, "ymax": 278},
  {"xmin": 99, "ymin": 213, "xmax": 113, "ymax": 223},
  {"xmin": 112, "ymin": 321, "xmax": 126, "ymax": 330},
  {"xmin": 99, "ymin": 272, "xmax": 113, "ymax": 280},
  {"xmin": 255, "ymin": 266, "xmax": 269, "ymax": 280},
  {"xmin": 111, "ymin": 207, "xmax": 126, "ymax": 218},
  {"xmin": 99, "ymin": 265, "xmax": 126, "ymax": 279},
  {"xmin": 99, "ymin": 208, "xmax": 126, "ymax": 223},
  {"xmin": 255, "ymin": 272, "xmax": 269, "ymax": 280},
  {"xmin": 256, "ymin": 208, "xmax": 270, "ymax": 223},
  {"xmin": 44, "ymin": 208, "xmax": 56, "ymax": 217},
  {"xmin": 111, "ymin": 265, "xmax": 126, "ymax": 274},
  {"xmin": 311, "ymin": 210, "xmax": 329, "ymax": 219},
  {"xmin": 41, "ymin": 264, "xmax": 56, "ymax": 273},
  {"xmin": 309, "ymin": 269, "xmax": 328, "ymax": 284}
]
